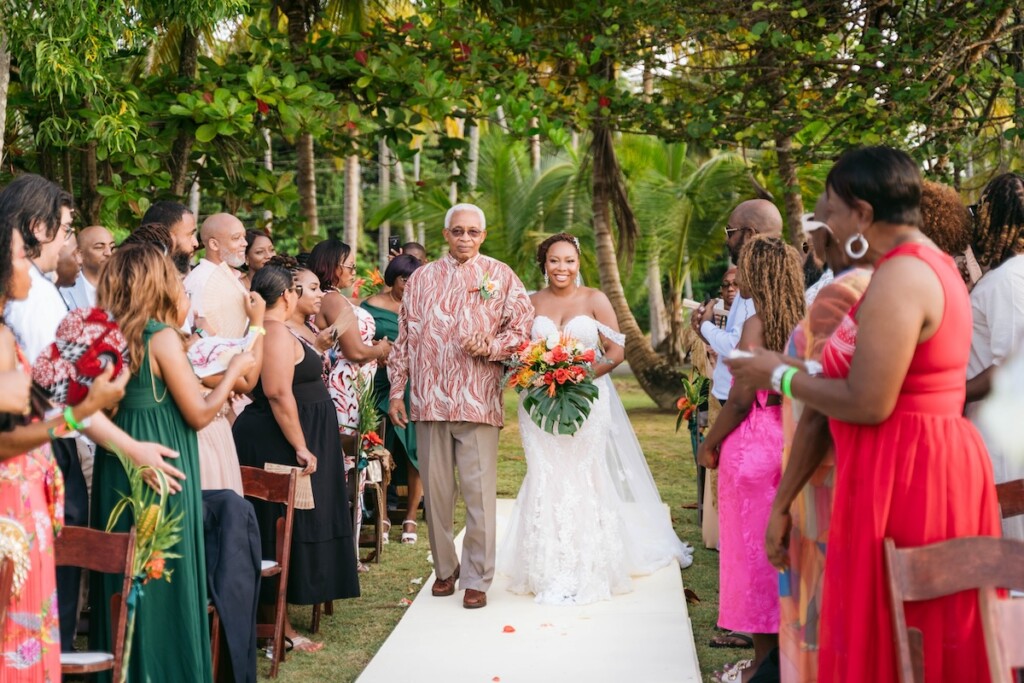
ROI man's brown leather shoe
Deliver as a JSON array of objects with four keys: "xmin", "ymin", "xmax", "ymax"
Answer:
[
  {"xmin": 463, "ymin": 588, "xmax": 487, "ymax": 609},
  {"xmin": 431, "ymin": 565, "xmax": 460, "ymax": 597}
]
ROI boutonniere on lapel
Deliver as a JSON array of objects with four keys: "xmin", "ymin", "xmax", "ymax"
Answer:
[{"xmin": 470, "ymin": 272, "xmax": 499, "ymax": 301}]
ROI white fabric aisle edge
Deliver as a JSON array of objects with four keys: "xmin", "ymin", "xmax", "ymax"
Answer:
[{"xmin": 356, "ymin": 498, "xmax": 702, "ymax": 683}]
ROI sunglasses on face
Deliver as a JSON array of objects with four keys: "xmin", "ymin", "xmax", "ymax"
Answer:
[{"xmin": 447, "ymin": 228, "xmax": 484, "ymax": 238}]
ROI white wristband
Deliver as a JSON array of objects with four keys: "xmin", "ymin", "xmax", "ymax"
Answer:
[{"xmin": 770, "ymin": 364, "xmax": 791, "ymax": 393}]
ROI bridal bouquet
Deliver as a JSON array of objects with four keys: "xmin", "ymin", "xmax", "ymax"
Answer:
[{"xmin": 505, "ymin": 333, "xmax": 599, "ymax": 435}]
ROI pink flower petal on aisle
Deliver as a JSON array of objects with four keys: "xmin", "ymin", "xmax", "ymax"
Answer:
[
  {"xmin": 398, "ymin": 598, "xmax": 412, "ymax": 606},
  {"xmin": 502, "ymin": 625, "xmax": 515, "ymax": 633}
]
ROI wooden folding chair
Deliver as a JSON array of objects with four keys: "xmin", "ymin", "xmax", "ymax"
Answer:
[
  {"xmin": 884, "ymin": 535, "xmax": 1024, "ymax": 683},
  {"xmin": 996, "ymin": 478, "xmax": 1024, "ymax": 519},
  {"xmin": 57, "ymin": 525, "xmax": 136, "ymax": 680},
  {"xmin": 240, "ymin": 465, "xmax": 296, "ymax": 679}
]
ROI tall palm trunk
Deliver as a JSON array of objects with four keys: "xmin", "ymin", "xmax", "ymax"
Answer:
[
  {"xmin": 775, "ymin": 134, "xmax": 804, "ymax": 246},
  {"xmin": 378, "ymin": 138, "xmax": 391, "ymax": 269},
  {"xmin": 393, "ymin": 157, "xmax": 415, "ymax": 242},
  {"xmin": 591, "ymin": 124, "xmax": 681, "ymax": 409},
  {"xmin": 647, "ymin": 251, "xmax": 669, "ymax": 349},
  {"xmin": 81, "ymin": 141, "xmax": 102, "ymax": 224},
  {"xmin": 0, "ymin": 30, "xmax": 9, "ymax": 169},
  {"xmin": 344, "ymin": 154, "xmax": 360, "ymax": 250},
  {"xmin": 170, "ymin": 27, "xmax": 199, "ymax": 196},
  {"xmin": 284, "ymin": 4, "xmax": 319, "ymax": 241}
]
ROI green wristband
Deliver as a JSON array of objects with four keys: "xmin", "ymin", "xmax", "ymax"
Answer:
[
  {"xmin": 780, "ymin": 367, "xmax": 799, "ymax": 399},
  {"xmin": 64, "ymin": 405, "xmax": 86, "ymax": 433}
]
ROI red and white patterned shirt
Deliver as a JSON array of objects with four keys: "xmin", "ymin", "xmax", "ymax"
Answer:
[{"xmin": 388, "ymin": 252, "xmax": 533, "ymax": 427}]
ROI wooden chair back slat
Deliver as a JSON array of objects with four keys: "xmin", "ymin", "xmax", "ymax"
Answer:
[
  {"xmin": 996, "ymin": 478, "xmax": 1024, "ymax": 519},
  {"xmin": 56, "ymin": 525, "xmax": 136, "ymax": 680},
  {"xmin": 884, "ymin": 536, "xmax": 1024, "ymax": 683}
]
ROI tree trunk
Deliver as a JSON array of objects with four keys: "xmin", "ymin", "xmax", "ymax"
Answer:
[
  {"xmin": 170, "ymin": 27, "xmax": 200, "ymax": 197},
  {"xmin": 393, "ymin": 157, "xmax": 415, "ymax": 242},
  {"xmin": 262, "ymin": 128, "xmax": 274, "ymax": 225},
  {"xmin": 647, "ymin": 249, "xmax": 669, "ymax": 348},
  {"xmin": 591, "ymin": 124, "xmax": 682, "ymax": 409},
  {"xmin": 378, "ymin": 138, "xmax": 391, "ymax": 270},
  {"xmin": 0, "ymin": 30, "xmax": 10, "ymax": 169},
  {"xmin": 775, "ymin": 134, "xmax": 804, "ymax": 246},
  {"xmin": 61, "ymin": 149, "xmax": 74, "ymax": 196},
  {"xmin": 284, "ymin": 4, "xmax": 319, "ymax": 243},
  {"xmin": 344, "ymin": 154, "xmax": 360, "ymax": 250},
  {"xmin": 466, "ymin": 122, "xmax": 480, "ymax": 192},
  {"xmin": 529, "ymin": 117, "xmax": 541, "ymax": 174},
  {"xmin": 296, "ymin": 133, "xmax": 319, "ymax": 241},
  {"xmin": 80, "ymin": 142, "xmax": 102, "ymax": 224}
]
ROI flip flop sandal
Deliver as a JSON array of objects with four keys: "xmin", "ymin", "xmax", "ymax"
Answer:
[
  {"xmin": 711, "ymin": 659, "xmax": 752, "ymax": 683},
  {"xmin": 708, "ymin": 631, "xmax": 754, "ymax": 648},
  {"xmin": 264, "ymin": 636, "xmax": 295, "ymax": 659},
  {"xmin": 290, "ymin": 635, "xmax": 324, "ymax": 653}
]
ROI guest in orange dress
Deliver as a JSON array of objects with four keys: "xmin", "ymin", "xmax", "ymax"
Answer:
[{"xmin": 729, "ymin": 146, "xmax": 1000, "ymax": 683}]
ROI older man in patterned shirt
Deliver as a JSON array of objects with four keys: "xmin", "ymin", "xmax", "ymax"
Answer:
[{"xmin": 389, "ymin": 203, "xmax": 533, "ymax": 609}]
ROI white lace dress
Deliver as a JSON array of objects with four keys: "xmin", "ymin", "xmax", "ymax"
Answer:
[{"xmin": 498, "ymin": 315, "xmax": 693, "ymax": 605}]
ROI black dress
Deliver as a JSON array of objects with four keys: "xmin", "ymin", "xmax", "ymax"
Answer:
[{"xmin": 233, "ymin": 342, "xmax": 360, "ymax": 604}]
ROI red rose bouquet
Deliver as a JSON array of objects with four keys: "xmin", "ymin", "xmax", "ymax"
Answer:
[{"xmin": 505, "ymin": 333, "xmax": 599, "ymax": 435}]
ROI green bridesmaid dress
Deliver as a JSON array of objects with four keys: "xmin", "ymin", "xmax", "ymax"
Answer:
[{"xmin": 90, "ymin": 320, "xmax": 212, "ymax": 683}]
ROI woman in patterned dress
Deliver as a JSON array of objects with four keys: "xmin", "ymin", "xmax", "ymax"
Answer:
[
  {"xmin": 0, "ymin": 226, "xmax": 127, "ymax": 682},
  {"xmin": 307, "ymin": 240, "xmax": 390, "ymax": 560}
]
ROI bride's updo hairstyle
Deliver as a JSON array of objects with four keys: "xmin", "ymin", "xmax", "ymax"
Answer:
[
  {"xmin": 536, "ymin": 232, "xmax": 581, "ymax": 273},
  {"xmin": 251, "ymin": 264, "xmax": 294, "ymax": 308}
]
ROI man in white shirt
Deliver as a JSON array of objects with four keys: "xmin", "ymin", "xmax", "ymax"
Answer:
[
  {"xmin": 183, "ymin": 213, "xmax": 249, "ymax": 337},
  {"xmin": 60, "ymin": 225, "xmax": 114, "ymax": 310},
  {"xmin": 691, "ymin": 199, "xmax": 783, "ymax": 403}
]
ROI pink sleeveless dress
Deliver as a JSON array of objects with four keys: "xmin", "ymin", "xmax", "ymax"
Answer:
[{"xmin": 717, "ymin": 388, "xmax": 783, "ymax": 632}]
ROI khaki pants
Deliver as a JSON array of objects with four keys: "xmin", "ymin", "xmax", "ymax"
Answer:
[{"xmin": 416, "ymin": 421, "xmax": 500, "ymax": 592}]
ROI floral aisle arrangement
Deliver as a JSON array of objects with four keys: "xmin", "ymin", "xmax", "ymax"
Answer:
[
  {"xmin": 674, "ymin": 370, "xmax": 710, "ymax": 434},
  {"xmin": 352, "ymin": 268, "xmax": 385, "ymax": 300},
  {"xmin": 354, "ymin": 374, "xmax": 392, "ymax": 485},
  {"xmin": 505, "ymin": 333, "xmax": 600, "ymax": 436},
  {"xmin": 105, "ymin": 451, "xmax": 183, "ymax": 683}
]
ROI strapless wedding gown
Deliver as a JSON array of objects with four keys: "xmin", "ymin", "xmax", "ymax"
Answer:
[{"xmin": 498, "ymin": 315, "xmax": 693, "ymax": 605}]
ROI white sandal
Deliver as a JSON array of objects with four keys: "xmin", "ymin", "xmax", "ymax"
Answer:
[
  {"xmin": 401, "ymin": 520, "xmax": 418, "ymax": 544},
  {"xmin": 381, "ymin": 519, "xmax": 391, "ymax": 545}
]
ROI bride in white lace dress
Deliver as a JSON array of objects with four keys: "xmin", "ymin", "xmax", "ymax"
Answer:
[{"xmin": 499, "ymin": 234, "xmax": 694, "ymax": 605}]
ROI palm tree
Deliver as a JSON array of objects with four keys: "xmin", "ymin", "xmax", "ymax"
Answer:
[{"xmin": 623, "ymin": 137, "xmax": 753, "ymax": 365}]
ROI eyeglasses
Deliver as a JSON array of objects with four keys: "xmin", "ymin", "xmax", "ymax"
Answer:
[
  {"xmin": 720, "ymin": 281, "xmax": 738, "ymax": 290},
  {"xmin": 724, "ymin": 225, "xmax": 749, "ymax": 238},
  {"xmin": 294, "ymin": 284, "xmax": 304, "ymax": 297},
  {"xmin": 62, "ymin": 224, "xmax": 74, "ymax": 238},
  {"xmin": 447, "ymin": 228, "xmax": 484, "ymax": 238},
  {"xmin": 339, "ymin": 263, "xmax": 356, "ymax": 272}
]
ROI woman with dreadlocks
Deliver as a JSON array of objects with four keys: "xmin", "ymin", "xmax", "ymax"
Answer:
[
  {"xmin": 697, "ymin": 234, "xmax": 806, "ymax": 682},
  {"xmin": 965, "ymin": 171, "xmax": 1024, "ymax": 540}
]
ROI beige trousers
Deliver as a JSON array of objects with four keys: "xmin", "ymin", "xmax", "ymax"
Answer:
[{"xmin": 416, "ymin": 421, "xmax": 500, "ymax": 592}]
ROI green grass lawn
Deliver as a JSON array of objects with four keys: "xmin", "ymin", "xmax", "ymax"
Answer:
[{"xmin": 269, "ymin": 375, "xmax": 735, "ymax": 682}]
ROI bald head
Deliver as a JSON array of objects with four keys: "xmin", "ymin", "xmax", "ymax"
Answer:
[
  {"xmin": 78, "ymin": 225, "xmax": 115, "ymax": 280},
  {"xmin": 731, "ymin": 199, "xmax": 783, "ymax": 236},
  {"xmin": 201, "ymin": 213, "xmax": 247, "ymax": 268},
  {"xmin": 726, "ymin": 199, "xmax": 783, "ymax": 262}
]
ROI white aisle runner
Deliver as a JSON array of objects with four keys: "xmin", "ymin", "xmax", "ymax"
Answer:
[{"xmin": 357, "ymin": 498, "xmax": 702, "ymax": 683}]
